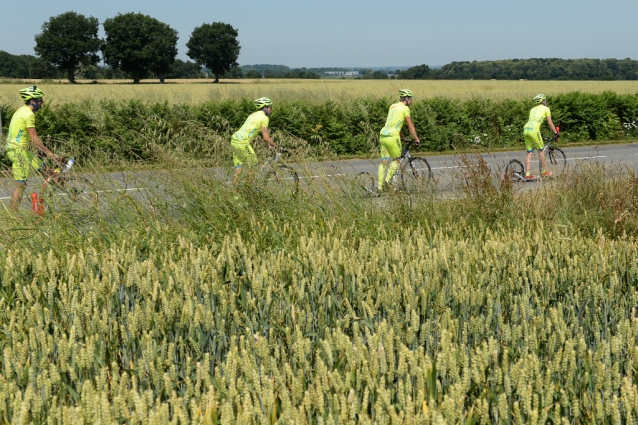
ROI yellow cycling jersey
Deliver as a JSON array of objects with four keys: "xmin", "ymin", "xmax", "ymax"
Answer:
[
  {"xmin": 524, "ymin": 104, "xmax": 551, "ymax": 132},
  {"xmin": 380, "ymin": 102, "xmax": 410, "ymax": 137},
  {"xmin": 231, "ymin": 111, "xmax": 269, "ymax": 144},
  {"xmin": 6, "ymin": 105, "xmax": 35, "ymax": 149}
]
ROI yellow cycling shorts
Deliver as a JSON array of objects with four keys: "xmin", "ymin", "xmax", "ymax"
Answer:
[
  {"xmin": 523, "ymin": 129, "xmax": 543, "ymax": 152},
  {"xmin": 231, "ymin": 140, "xmax": 258, "ymax": 168},
  {"xmin": 379, "ymin": 135, "xmax": 402, "ymax": 160},
  {"xmin": 6, "ymin": 148, "xmax": 43, "ymax": 182}
]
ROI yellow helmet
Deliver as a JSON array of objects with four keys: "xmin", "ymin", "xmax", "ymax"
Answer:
[
  {"xmin": 399, "ymin": 89, "xmax": 413, "ymax": 98},
  {"xmin": 532, "ymin": 94, "xmax": 547, "ymax": 104},
  {"xmin": 19, "ymin": 86, "xmax": 44, "ymax": 101},
  {"xmin": 254, "ymin": 97, "xmax": 273, "ymax": 109}
]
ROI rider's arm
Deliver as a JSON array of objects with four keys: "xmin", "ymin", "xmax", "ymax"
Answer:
[
  {"xmin": 404, "ymin": 116, "xmax": 420, "ymax": 144},
  {"xmin": 547, "ymin": 116, "xmax": 558, "ymax": 135},
  {"xmin": 261, "ymin": 126, "xmax": 276, "ymax": 149},
  {"xmin": 27, "ymin": 127, "xmax": 59, "ymax": 160}
]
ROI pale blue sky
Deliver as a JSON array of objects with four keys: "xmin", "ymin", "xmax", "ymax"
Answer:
[{"xmin": 2, "ymin": 0, "xmax": 636, "ymax": 68}]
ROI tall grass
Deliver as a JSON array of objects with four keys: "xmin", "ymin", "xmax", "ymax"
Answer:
[{"xmin": 2, "ymin": 149, "xmax": 638, "ymax": 422}]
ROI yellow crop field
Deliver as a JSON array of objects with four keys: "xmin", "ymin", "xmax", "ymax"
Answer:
[
  {"xmin": 1, "ymin": 161, "xmax": 638, "ymax": 423},
  {"xmin": 1, "ymin": 78, "xmax": 638, "ymax": 106}
]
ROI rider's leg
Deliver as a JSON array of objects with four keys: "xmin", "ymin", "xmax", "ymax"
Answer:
[
  {"xmin": 523, "ymin": 130, "xmax": 541, "ymax": 178},
  {"xmin": 232, "ymin": 166, "xmax": 243, "ymax": 185},
  {"xmin": 378, "ymin": 135, "xmax": 402, "ymax": 190},
  {"xmin": 525, "ymin": 151, "xmax": 533, "ymax": 176},
  {"xmin": 7, "ymin": 149, "xmax": 37, "ymax": 211},
  {"xmin": 231, "ymin": 141, "xmax": 257, "ymax": 185},
  {"xmin": 539, "ymin": 150, "xmax": 547, "ymax": 173},
  {"xmin": 385, "ymin": 159, "xmax": 400, "ymax": 186},
  {"xmin": 378, "ymin": 158, "xmax": 389, "ymax": 191},
  {"xmin": 378, "ymin": 138, "xmax": 392, "ymax": 191},
  {"xmin": 10, "ymin": 181, "xmax": 26, "ymax": 211}
]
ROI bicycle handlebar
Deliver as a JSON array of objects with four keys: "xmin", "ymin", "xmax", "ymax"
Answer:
[
  {"xmin": 270, "ymin": 146, "xmax": 295, "ymax": 158},
  {"xmin": 543, "ymin": 126, "xmax": 561, "ymax": 143}
]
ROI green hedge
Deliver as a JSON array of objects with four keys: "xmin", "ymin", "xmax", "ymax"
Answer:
[{"xmin": 2, "ymin": 91, "xmax": 638, "ymax": 165}]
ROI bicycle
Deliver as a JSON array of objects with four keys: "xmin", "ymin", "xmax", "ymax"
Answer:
[
  {"xmin": 504, "ymin": 128, "xmax": 566, "ymax": 182},
  {"xmin": 30, "ymin": 157, "xmax": 98, "ymax": 216},
  {"xmin": 356, "ymin": 140, "xmax": 433, "ymax": 195},
  {"xmin": 233, "ymin": 149, "xmax": 300, "ymax": 197}
]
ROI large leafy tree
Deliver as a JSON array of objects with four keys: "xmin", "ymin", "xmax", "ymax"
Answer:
[
  {"xmin": 102, "ymin": 13, "xmax": 178, "ymax": 84},
  {"xmin": 187, "ymin": 22, "xmax": 240, "ymax": 83},
  {"xmin": 34, "ymin": 12, "xmax": 101, "ymax": 83}
]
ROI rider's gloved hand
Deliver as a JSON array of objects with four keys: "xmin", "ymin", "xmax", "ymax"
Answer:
[{"xmin": 554, "ymin": 131, "xmax": 560, "ymax": 139}]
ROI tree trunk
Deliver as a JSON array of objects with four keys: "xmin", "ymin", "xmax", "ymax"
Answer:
[
  {"xmin": 67, "ymin": 65, "xmax": 76, "ymax": 84},
  {"xmin": 131, "ymin": 70, "xmax": 142, "ymax": 84},
  {"xmin": 214, "ymin": 72, "xmax": 219, "ymax": 83},
  {"xmin": 159, "ymin": 74, "xmax": 165, "ymax": 84}
]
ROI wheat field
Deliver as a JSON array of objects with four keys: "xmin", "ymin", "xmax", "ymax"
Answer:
[
  {"xmin": 1, "ymin": 79, "xmax": 638, "ymax": 106},
  {"xmin": 2, "ymin": 77, "xmax": 638, "ymax": 422},
  {"xmin": 1, "ymin": 160, "xmax": 638, "ymax": 423}
]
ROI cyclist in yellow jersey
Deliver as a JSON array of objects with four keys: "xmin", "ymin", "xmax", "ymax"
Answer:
[
  {"xmin": 5, "ymin": 86, "xmax": 61, "ymax": 211},
  {"xmin": 231, "ymin": 97, "xmax": 276, "ymax": 185},
  {"xmin": 523, "ymin": 94, "xmax": 559, "ymax": 180},
  {"xmin": 378, "ymin": 89, "xmax": 421, "ymax": 191}
]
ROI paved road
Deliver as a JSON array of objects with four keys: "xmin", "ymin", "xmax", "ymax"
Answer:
[
  {"xmin": 318, "ymin": 143, "xmax": 637, "ymax": 184},
  {"xmin": 290, "ymin": 143, "xmax": 638, "ymax": 196},
  {"xmin": 1, "ymin": 143, "xmax": 636, "ymax": 210}
]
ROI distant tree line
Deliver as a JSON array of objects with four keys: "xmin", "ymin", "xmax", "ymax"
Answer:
[
  {"xmin": 397, "ymin": 64, "xmax": 433, "ymax": 80},
  {"xmin": 398, "ymin": 58, "xmax": 638, "ymax": 80},
  {"xmin": 0, "ymin": 51, "xmax": 322, "ymax": 80},
  {"xmin": 360, "ymin": 70, "xmax": 389, "ymax": 79},
  {"xmin": 239, "ymin": 65, "xmax": 320, "ymax": 79},
  {"xmin": 241, "ymin": 64, "xmax": 291, "ymax": 75},
  {"xmin": 0, "ymin": 50, "xmax": 62, "ymax": 79},
  {"xmin": 0, "ymin": 51, "xmax": 208, "ymax": 80},
  {"xmin": 264, "ymin": 69, "xmax": 320, "ymax": 79}
]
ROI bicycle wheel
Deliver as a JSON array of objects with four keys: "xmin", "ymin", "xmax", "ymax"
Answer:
[
  {"xmin": 53, "ymin": 176, "xmax": 100, "ymax": 210},
  {"xmin": 267, "ymin": 165, "xmax": 299, "ymax": 197},
  {"xmin": 400, "ymin": 157, "xmax": 432, "ymax": 192},
  {"xmin": 353, "ymin": 172, "xmax": 375, "ymax": 197},
  {"xmin": 504, "ymin": 159, "xmax": 525, "ymax": 182},
  {"xmin": 541, "ymin": 148, "xmax": 567, "ymax": 177}
]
